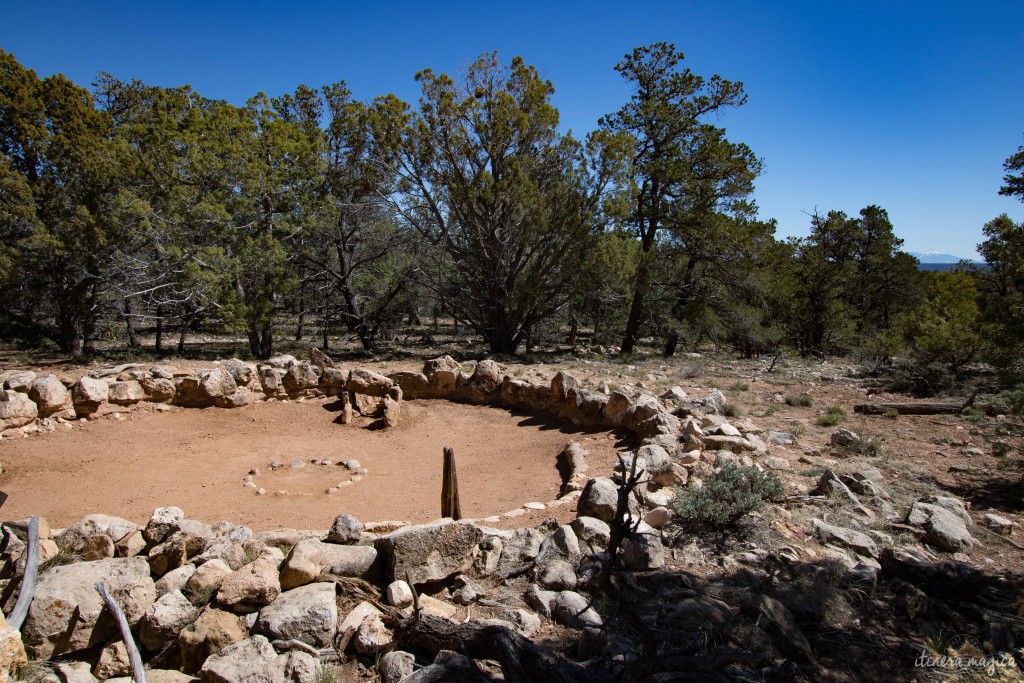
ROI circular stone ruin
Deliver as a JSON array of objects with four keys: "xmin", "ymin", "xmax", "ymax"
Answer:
[
  {"xmin": 0, "ymin": 351, "xmax": 773, "ymax": 681},
  {"xmin": 0, "ymin": 354, "xmax": 644, "ymax": 530}
]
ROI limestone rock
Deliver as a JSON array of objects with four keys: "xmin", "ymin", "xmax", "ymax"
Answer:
[
  {"xmin": 748, "ymin": 594, "xmax": 813, "ymax": 662},
  {"xmin": 379, "ymin": 650, "xmax": 415, "ymax": 683},
  {"xmin": 376, "ymin": 521, "xmax": 484, "ymax": 585},
  {"xmin": 387, "ymin": 371, "xmax": 432, "ymax": 399},
  {"xmin": 178, "ymin": 607, "xmax": 248, "ymax": 675},
  {"xmin": 29, "ymin": 375, "xmax": 75, "ymax": 419},
  {"xmin": 984, "ymin": 513, "xmax": 1014, "ymax": 536},
  {"xmin": 216, "ymin": 550, "xmax": 283, "ymax": 610},
  {"xmin": 224, "ymin": 358, "xmax": 257, "ymax": 386},
  {"xmin": 0, "ymin": 389, "xmax": 37, "ymax": 431},
  {"xmin": 279, "ymin": 539, "xmax": 377, "ymax": 590},
  {"xmin": 256, "ymin": 582, "xmax": 338, "ymax": 648},
  {"xmin": 155, "ymin": 563, "xmax": 197, "ymax": 598},
  {"xmin": 467, "ymin": 360, "xmax": 503, "ymax": 394},
  {"xmin": 81, "ymin": 534, "xmax": 115, "ymax": 561},
  {"xmin": 198, "ymin": 635, "xmax": 278, "ymax": 683},
  {"xmin": 0, "ymin": 613, "xmax": 27, "ymax": 682},
  {"xmin": 258, "ymin": 366, "xmax": 287, "ymax": 398},
  {"xmin": 140, "ymin": 589, "xmax": 200, "ymax": 650},
  {"xmin": 553, "ymin": 591, "xmax": 602, "ymax": 629},
  {"xmin": 423, "ymin": 356, "xmax": 461, "ymax": 393},
  {"xmin": 354, "ymin": 613, "xmax": 393, "ymax": 655},
  {"xmin": 93, "ymin": 639, "xmax": 130, "ymax": 679},
  {"xmin": 386, "ymin": 580, "xmax": 413, "ymax": 608},
  {"xmin": 23, "ymin": 557, "xmax": 156, "ymax": 659},
  {"xmin": 72, "ymin": 377, "xmax": 109, "ymax": 416},
  {"xmin": 551, "ymin": 371, "xmax": 580, "ymax": 403},
  {"xmin": 141, "ymin": 377, "xmax": 176, "ymax": 402},
  {"xmin": 1, "ymin": 370, "xmax": 35, "ymax": 392},
  {"xmin": 830, "ymin": 428, "xmax": 861, "ymax": 448},
  {"xmin": 622, "ymin": 527, "xmax": 665, "ymax": 570},
  {"xmin": 577, "ymin": 477, "xmax": 619, "ymax": 523},
  {"xmin": 186, "ymin": 558, "xmax": 233, "ymax": 597},
  {"xmin": 346, "ymin": 368, "xmax": 394, "ymax": 397},
  {"xmin": 496, "ymin": 528, "xmax": 544, "ymax": 573},
  {"xmin": 570, "ymin": 517, "xmax": 611, "ymax": 548},
  {"xmin": 201, "ymin": 367, "xmax": 241, "ymax": 407},
  {"xmin": 812, "ymin": 519, "xmax": 879, "ymax": 558},
  {"xmin": 108, "ymin": 380, "xmax": 145, "ymax": 406},
  {"xmin": 145, "ymin": 506, "xmax": 185, "ymax": 544},
  {"xmin": 540, "ymin": 560, "xmax": 577, "ymax": 590},
  {"xmin": 326, "ymin": 514, "xmax": 363, "ymax": 544},
  {"xmin": 283, "ymin": 362, "xmax": 320, "ymax": 394},
  {"xmin": 382, "ymin": 395, "xmax": 401, "ymax": 427},
  {"xmin": 907, "ymin": 501, "xmax": 974, "ymax": 553}
]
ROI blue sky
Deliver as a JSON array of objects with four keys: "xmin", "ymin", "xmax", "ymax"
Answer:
[{"xmin": 3, "ymin": 1, "xmax": 1022, "ymax": 258}]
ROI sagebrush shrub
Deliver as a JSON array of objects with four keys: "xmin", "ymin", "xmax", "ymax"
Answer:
[{"xmin": 670, "ymin": 463, "xmax": 785, "ymax": 530}]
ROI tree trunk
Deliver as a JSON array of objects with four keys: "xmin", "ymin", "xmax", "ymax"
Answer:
[
  {"xmin": 295, "ymin": 283, "xmax": 305, "ymax": 341},
  {"xmin": 322, "ymin": 306, "xmax": 330, "ymax": 351},
  {"xmin": 178, "ymin": 316, "xmax": 190, "ymax": 355},
  {"xmin": 663, "ymin": 332, "xmax": 678, "ymax": 358},
  {"xmin": 155, "ymin": 305, "xmax": 164, "ymax": 355},
  {"xmin": 568, "ymin": 311, "xmax": 578, "ymax": 347},
  {"xmin": 248, "ymin": 324, "xmax": 273, "ymax": 359},
  {"xmin": 124, "ymin": 297, "xmax": 139, "ymax": 348}
]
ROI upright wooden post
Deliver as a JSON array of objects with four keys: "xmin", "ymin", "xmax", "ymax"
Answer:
[{"xmin": 441, "ymin": 445, "xmax": 462, "ymax": 521}]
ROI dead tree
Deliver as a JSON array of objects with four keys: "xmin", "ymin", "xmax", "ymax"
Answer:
[
  {"xmin": 96, "ymin": 581, "xmax": 147, "ymax": 683},
  {"xmin": 5, "ymin": 515, "xmax": 39, "ymax": 630}
]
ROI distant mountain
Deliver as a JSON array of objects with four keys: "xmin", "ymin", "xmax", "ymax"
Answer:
[{"xmin": 907, "ymin": 250, "xmax": 980, "ymax": 264}]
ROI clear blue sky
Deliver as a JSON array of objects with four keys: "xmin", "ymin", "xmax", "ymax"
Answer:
[{"xmin": 3, "ymin": 0, "xmax": 1022, "ymax": 258}]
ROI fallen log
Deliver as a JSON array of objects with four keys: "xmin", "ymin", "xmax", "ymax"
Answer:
[
  {"xmin": 854, "ymin": 401, "xmax": 965, "ymax": 415},
  {"xmin": 90, "ymin": 363, "xmax": 147, "ymax": 378},
  {"xmin": 5, "ymin": 515, "xmax": 39, "ymax": 630},
  {"xmin": 96, "ymin": 581, "xmax": 147, "ymax": 683}
]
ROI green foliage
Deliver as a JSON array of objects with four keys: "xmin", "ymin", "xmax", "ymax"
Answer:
[
  {"xmin": 960, "ymin": 406, "xmax": 986, "ymax": 424},
  {"xmin": 729, "ymin": 381, "xmax": 749, "ymax": 393},
  {"xmin": 815, "ymin": 403, "xmax": 846, "ymax": 427},
  {"xmin": 896, "ymin": 270, "xmax": 984, "ymax": 370},
  {"xmin": 784, "ymin": 392, "xmax": 813, "ymax": 407},
  {"xmin": 776, "ymin": 206, "xmax": 923, "ymax": 356},
  {"xmin": 974, "ymin": 213, "xmax": 1024, "ymax": 382},
  {"xmin": 670, "ymin": 463, "xmax": 784, "ymax": 530}
]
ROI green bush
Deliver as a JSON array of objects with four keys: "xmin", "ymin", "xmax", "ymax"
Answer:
[
  {"xmin": 670, "ymin": 463, "xmax": 785, "ymax": 530},
  {"xmin": 784, "ymin": 392, "xmax": 814, "ymax": 407},
  {"xmin": 815, "ymin": 403, "xmax": 846, "ymax": 427}
]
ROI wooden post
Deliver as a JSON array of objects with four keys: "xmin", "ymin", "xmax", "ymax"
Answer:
[
  {"xmin": 441, "ymin": 446, "xmax": 462, "ymax": 521},
  {"xmin": 96, "ymin": 582, "xmax": 147, "ymax": 683}
]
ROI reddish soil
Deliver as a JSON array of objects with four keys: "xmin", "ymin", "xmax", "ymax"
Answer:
[{"xmin": 0, "ymin": 397, "xmax": 623, "ymax": 531}]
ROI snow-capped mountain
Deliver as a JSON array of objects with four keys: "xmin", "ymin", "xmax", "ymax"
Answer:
[{"xmin": 907, "ymin": 250, "xmax": 979, "ymax": 264}]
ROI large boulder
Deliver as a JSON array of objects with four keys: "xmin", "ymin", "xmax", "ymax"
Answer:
[
  {"xmin": 376, "ymin": 521, "xmax": 484, "ymax": 585},
  {"xmin": 216, "ymin": 549, "xmax": 283, "ymax": 610},
  {"xmin": 178, "ymin": 607, "xmax": 248, "ymax": 675},
  {"xmin": 256, "ymin": 582, "xmax": 339, "ymax": 648},
  {"xmin": 282, "ymin": 362, "xmax": 320, "ymax": 395},
  {"xmin": 577, "ymin": 477, "xmax": 619, "ymax": 523},
  {"xmin": 811, "ymin": 519, "xmax": 879, "ymax": 558},
  {"xmin": 108, "ymin": 380, "xmax": 145, "ymax": 406},
  {"xmin": 906, "ymin": 501, "xmax": 974, "ymax": 553},
  {"xmin": 201, "ymin": 367, "xmax": 240, "ymax": 407},
  {"xmin": 198, "ymin": 635, "xmax": 278, "ymax": 683},
  {"xmin": 29, "ymin": 374, "xmax": 75, "ymax": 419},
  {"xmin": 139, "ymin": 590, "xmax": 200, "ymax": 651},
  {"xmin": 388, "ymin": 371, "xmax": 432, "ymax": 399},
  {"xmin": 423, "ymin": 356, "xmax": 461, "ymax": 394},
  {"xmin": 466, "ymin": 360, "xmax": 503, "ymax": 395},
  {"xmin": 141, "ymin": 377, "xmax": 176, "ymax": 402},
  {"xmin": 0, "ymin": 613, "xmax": 27, "ymax": 681},
  {"xmin": 346, "ymin": 368, "xmax": 394, "ymax": 397},
  {"xmin": 1, "ymin": 370, "xmax": 36, "ymax": 392},
  {"xmin": 224, "ymin": 359, "xmax": 257, "ymax": 387},
  {"xmin": 23, "ymin": 557, "xmax": 156, "ymax": 659},
  {"xmin": 0, "ymin": 389, "xmax": 37, "ymax": 430},
  {"xmin": 258, "ymin": 366, "xmax": 288, "ymax": 398},
  {"xmin": 279, "ymin": 539, "xmax": 377, "ymax": 590}
]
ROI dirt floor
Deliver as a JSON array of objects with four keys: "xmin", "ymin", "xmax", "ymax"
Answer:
[{"xmin": 0, "ymin": 396, "xmax": 624, "ymax": 531}]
